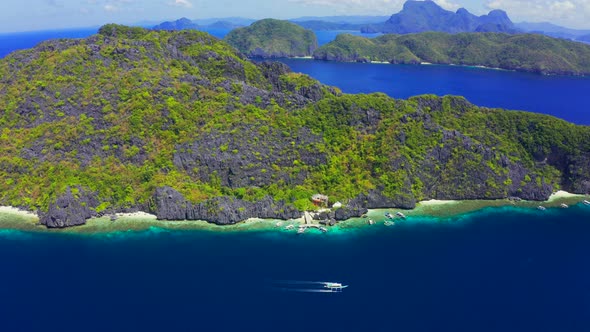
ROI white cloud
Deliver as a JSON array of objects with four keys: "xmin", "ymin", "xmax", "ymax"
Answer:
[
  {"xmin": 104, "ymin": 4, "xmax": 119, "ymax": 12},
  {"xmin": 168, "ymin": 0, "xmax": 193, "ymax": 8},
  {"xmin": 433, "ymin": 0, "xmax": 461, "ymax": 11},
  {"xmin": 485, "ymin": 0, "xmax": 590, "ymax": 28}
]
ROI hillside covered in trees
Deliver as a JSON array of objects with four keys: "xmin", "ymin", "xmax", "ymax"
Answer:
[
  {"xmin": 313, "ymin": 32, "xmax": 590, "ymax": 75},
  {"xmin": 1, "ymin": 25, "xmax": 589, "ymax": 228},
  {"xmin": 225, "ymin": 19, "xmax": 318, "ymax": 58}
]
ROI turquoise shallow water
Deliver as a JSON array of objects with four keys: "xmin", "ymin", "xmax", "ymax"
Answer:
[{"xmin": 1, "ymin": 205, "xmax": 589, "ymax": 331}]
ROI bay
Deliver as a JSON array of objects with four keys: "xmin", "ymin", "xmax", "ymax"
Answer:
[{"xmin": 278, "ymin": 58, "xmax": 590, "ymax": 125}]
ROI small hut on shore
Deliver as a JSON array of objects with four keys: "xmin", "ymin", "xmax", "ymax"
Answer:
[{"xmin": 311, "ymin": 194, "xmax": 329, "ymax": 207}]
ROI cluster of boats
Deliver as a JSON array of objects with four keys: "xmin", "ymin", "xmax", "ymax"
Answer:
[
  {"xmin": 279, "ymin": 199, "xmax": 590, "ymax": 232},
  {"xmin": 538, "ymin": 200, "xmax": 590, "ymax": 211},
  {"xmin": 365, "ymin": 211, "xmax": 407, "ymax": 226}
]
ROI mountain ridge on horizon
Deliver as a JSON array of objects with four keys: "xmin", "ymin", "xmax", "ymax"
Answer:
[{"xmin": 361, "ymin": 0, "xmax": 516, "ymax": 34}]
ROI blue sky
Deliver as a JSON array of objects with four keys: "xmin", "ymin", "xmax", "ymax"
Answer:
[{"xmin": 1, "ymin": 0, "xmax": 589, "ymax": 33}]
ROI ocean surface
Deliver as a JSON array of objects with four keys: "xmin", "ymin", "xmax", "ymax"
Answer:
[{"xmin": 2, "ymin": 205, "xmax": 590, "ymax": 331}]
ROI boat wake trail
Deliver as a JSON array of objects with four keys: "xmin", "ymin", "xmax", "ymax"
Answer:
[
  {"xmin": 271, "ymin": 280, "xmax": 330, "ymax": 286},
  {"xmin": 273, "ymin": 287, "xmax": 335, "ymax": 293}
]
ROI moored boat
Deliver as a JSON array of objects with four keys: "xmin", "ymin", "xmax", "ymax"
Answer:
[
  {"xmin": 385, "ymin": 212, "xmax": 394, "ymax": 219},
  {"xmin": 537, "ymin": 206, "xmax": 546, "ymax": 211},
  {"xmin": 560, "ymin": 203, "xmax": 568, "ymax": 208},
  {"xmin": 396, "ymin": 211, "xmax": 406, "ymax": 219},
  {"xmin": 584, "ymin": 200, "xmax": 590, "ymax": 206}
]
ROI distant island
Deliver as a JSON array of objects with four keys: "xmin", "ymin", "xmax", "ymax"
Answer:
[
  {"xmin": 225, "ymin": 19, "xmax": 318, "ymax": 58},
  {"xmin": 0, "ymin": 24, "xmax": 589, "ymax": 229},
  {"xmin": 153, "ymin": 17, "xmax": 200, "ymax": 31},
  {"xmin": 515, "ymin": 22, "xmax": 590, "ymax": 43},
  {"xmin": 292, "ymin": 21, "xmax": 365, "ymax": 31},
  {"xmin": 152, "ymin": 17, "xmax": 246, "ymax": 31},
  {"xmin": 313, "ymin": 32, "xmax": 590, "ymax": 76},
  {"xmin": 361, "ymin": 0, "xmax": 516, "ymax": 34}
]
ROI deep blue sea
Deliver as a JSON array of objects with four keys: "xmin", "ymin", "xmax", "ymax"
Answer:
[
  {"xmin": 2, "ymin": 205, "xmax": 590, "ymax": 331},
  {"xmin": 1, "ymin": 28, "xmax": 590, "ymax": 331}
]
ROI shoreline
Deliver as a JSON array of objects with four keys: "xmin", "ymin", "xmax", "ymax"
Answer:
[
  {"xmin": 0, "ymin": 191, "xmax": 588, "ymax": 235},
  {"xmin": 284, "ymin": 57, "xmax": 589, "ymax": 77}
]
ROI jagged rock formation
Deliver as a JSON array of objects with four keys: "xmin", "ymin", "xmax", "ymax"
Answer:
[
  {"xmin": 39, "ymin": 187, "xmax": 99, "ymax": 228},
  {"xmin": 361, "ymin": 0, "xmax": 516, "ymax": 34},
  {"xmin": 151, "ymin": 187, "xmax": 301, "ymax": 224}
]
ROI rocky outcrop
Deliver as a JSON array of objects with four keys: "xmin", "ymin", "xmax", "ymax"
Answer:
[
  {"xmin": 39, "ymin": 187, "xmax": 99, "ymax": 228},
  {"xmin": 173, "ymin": 126, "xmax": 326, "ymax": 189},
  {"xmin": 151, "ymin": 186, "xmax": 301, "ymax": 224}
]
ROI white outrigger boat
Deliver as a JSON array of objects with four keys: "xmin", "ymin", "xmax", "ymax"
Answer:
[
  {"xmin": 584, "ymin": 200, "xmax": 590, "ymax": 206},
  {"xmin": 323, "ymin": 282, "xmax": 348, "ymax": 291}
]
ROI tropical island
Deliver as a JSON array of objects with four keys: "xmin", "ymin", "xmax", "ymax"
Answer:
[
  {"xmin": 213, "ymin": 14, "xmax": 590, "ymax": 76},
  {"xmin": 224, "ymin": 18, "xmax": 318, "ymax": 58},
  {"xmin": 313, "ymin": 32, "xmax": 590, "ymax": 76},
  {"xmin": 0, "ymin": 24, "xmax": 589, "ymax": 229}
]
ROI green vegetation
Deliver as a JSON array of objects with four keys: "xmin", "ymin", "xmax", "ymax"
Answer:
[
  {"xmin": 0, "ymin": 25, "xmax": 588, "ymax": 217},
  {"xmin": 314, "ymin": 32, "xmax": 590, "ymax": 75},
  {"xmin": 225, "ymin": 19, "xmax": 318, "ymax": 58}
]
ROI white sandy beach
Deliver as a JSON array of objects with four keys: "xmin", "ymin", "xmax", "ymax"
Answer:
[
  {"xmin": 0, "ymin": 206, "xmax": 38, "ymax": 218},
  {"xmin": 417, "ymin": 199, "xmax": 459, "ymax": 207},
  {"xmin": 547, "ymin": 190, "xmax": 584, "ymax": 202},
  {"xmin": 115, "ymin": 211, "xmax": 157, "ymax": 219}
]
